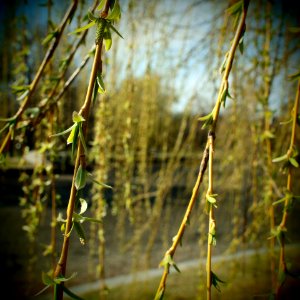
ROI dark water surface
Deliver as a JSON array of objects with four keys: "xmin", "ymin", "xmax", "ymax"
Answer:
[{"xmin": 1, "ymin": 167, "xmax": 300, "ymax": 299}]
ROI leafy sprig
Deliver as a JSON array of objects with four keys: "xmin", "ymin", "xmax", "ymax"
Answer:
[
  {"xmin": 159, "ymin": 253, "xmax": 181, "ymax": 273},
  {"xmin": 272, "ymin": 147, "xmax": 299, "ymax": 169},
  {"xmin": 69, "ymin": 1, "xmax": 123, "ymax": 51},
  {"xmin": 272, "ymin": 191, "xmax": 300, "ymax": 207},
  {"xmin": 35, "ymin": 272, "xmax": 83, "ymax": 299},
  {"xmin": 50, "ymin": 111, "xmax": 88, "ymax": 158},
  {"xmin": 211, "ymin": 271, "xmax": 225, "ymax": 292}
]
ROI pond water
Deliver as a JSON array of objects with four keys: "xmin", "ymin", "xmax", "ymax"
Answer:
[{"xmin": 1, "ymin": 168, "xmax": 300, "ymax": 299}]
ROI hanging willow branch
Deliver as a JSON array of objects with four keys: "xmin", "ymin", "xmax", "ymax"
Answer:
[
  {"xmin": 154, "ymin": 1, "xmax": 250, "ymax": 299},
  {"xmin": 52, "ymin": 1, "xmax": 116, "ymax": 299},
  {"xmin": 32, "ymin": 45, "xmax": 96, "ymax": 128},
  {"xmin": 0, "ymin": 0, "xmax": 78, "ymax": 154},
  {"xmin": 31, "ymin": 0, "xmax": 100, "ymax": 128},
  {"xmin": 274, "ymin": 78, "xmax": 300, "ymax": 296}
]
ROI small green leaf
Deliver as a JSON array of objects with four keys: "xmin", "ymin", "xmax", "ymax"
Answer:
[
  {"xmin": 186, "ymin": 216, "xmax": 190, "ymax": 225},
  {"xmin": 11, "ymin": 84, "xmax": 31, "ymax": 93},
  {"xmin": 17, "ymin": 90, "xmax": 30, "ymax": 101},
  {"xmin": 97, "ymin": 74, "xmax": 106, "ymax": 94},
  {"xmin": 198, "ymin": 112, "xmax": 213, "ymax": 129},
  {"xmin": 211, "ymin": 271, "xmax": 225, "ymax": 292},
  {"xmin": 50, "ymin": 124, "xmax": 75, "ymax": 138},
  {"xmin": 0, "ymin": 123, "xmax": 10, "ymax": 135},
  {"xmin": 262, "ymin": 130, "xmax": 275, "ymax": 140},
  {"xmin": 280, "ymin": 118, "xmax": 292, "ymax": 125},
  {"xmin": 220, "ymin": 86, "xmax": 228, "ymax": 107},
  {"xmin": 96, "ymin": 0, "xmax": 106, "ymax": 11},
  {"xmin": 108, "ymin": 23, "xmax": 124, "ymax": 39},
  {"xmin": 69, "ymin": 21, "xmax": 96, "ymax": 35},
  {"xmin": 72, "ymin": 111, "xmax": 85, "ymax": 123},
  {"xmin": 88, "ymin": 11, "xmax": 98, "ymax": 22},
  {"xmin": 75, "ymin": 165, "xmax": 87, "ymax": 190},
  {"xmin": 208, "ymin": 232, "xmax": 217, "ymax": 246},
  {"xmin": 206, "ymin": 194, "xmax": 216, "ymax": 204},
  {"xmin": 289, "ymin": 157, "xmax": 299, "ymax": 168},
  {"xmin": 73, "ymin": 212, "xmax": 102, "ymax": 224},
  {"xmin": 78, "ymin": 124, "xmax": 88, "ymax": 154},
  {"xmin": 206, "ymin": 194, "xmax": 218, "ymax": 207},
  {"xmin": 198, "ymin": 113, "xmax": 212, "ymax": 121},
  {"xmin": 219, "ymin": 53, "xmax": 228, "ymax": 74},
  {"xmin": 227, "ymin": 89, "xmax": 233, "ymax": 99},
  {"xmin": 172, "ymin": 263, "xmax": 181, "ymax": 273},
  {"xmin": 9, "ymin": 123, "xmax": 15, "ymax": 140},
  {"xmin": 92, "ymin": 79, "xmax": 99, "ymax": 105},
  {"xmin": 54, "ymin": 273, "xmax": 77, "ymax": 284},
  {"xmin": 71, "ymin": 124, "xmax": 79, "ymax": 158},
  {"xmin": 272, "ymin": 197, "xmax": 286, "ymax": 206},
  {"xmin": 226, "ymin": 0, "xmax": 243, "ymax": 16},
  {"xmin": 269, "ymin": 226, "xmax": 286, "ymax": 245},
  {"xmin": 159, "ymin": 254, "xmax": 180, "ymax": 273},
  {"xmin": 67, "ymin": 123, "xmax": 79, "ymax": 145},
  {"xmin": 79, "ymin": 198, "xmax": 88, "ymax": 215},
  {"xmin": 24, "ymin": 107, "xmax": 40, "ymax": 118},
  {"xmin": 64, "ymin": 222, "xmax": 74, "ymax": 237},
  {"xmin": 88, "ymin": 173, "xmax": 113, "ymax": 189},
  {"xmin": 42, "ymin": 272, "xmax": 55, "ymax": 286},
  {"xmin": 238, "ymin": 37, "xmax": 244, "ymax": 54},
  {"xmin": 74, "ymin": 221, "xmax": 86, "ymax": 245},
  {"xmin": 291, "ymin": 147, "xmax": 299, "ymax": 157},
  {"xmin": 34, "ymin": 285, "xmax": 51, "ymax": 297},
  {"xmin": 159, "ymin": 254, "xmax": 170, "ymax": 270},
  {"xmin": 42, "ymin": 30, "xmax": 57, "ymax": 46},
  {"xmin": 57, "ymin": 212, "xmax": 66, "ymax": 223},
  {"xmin": 272, "ymin": 154, "xmax": 288, "ymax": 163},
  {"xmin": 107, "ymin": 1, "xmax": 121, "ymax": 21},
  {"xmin": 0, "ymin": 116, "xmax": 16, "ymax": 122},
  {"xmin": 104, "ymin": 29, "xmax": 112, "ymax": 51},
  {"xmin": 208, "ymin": 219, "xmax": 216, "ymax": 245}
]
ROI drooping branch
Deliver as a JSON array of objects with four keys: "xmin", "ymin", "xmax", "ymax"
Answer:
[
  {"xmin": 276, "ymin": 79, "xmax": 300, "ymax": 296},
  {"xmin": 31, "ymin": 0, "xmax": 100, "ymax": 128},
  {"xmin": 154, "ymin": 1, "xmax": 250, "ymax": 298},
  {"xmin": 53, "ymin": 2, "xmax": 113, "ymax": 299},
  {"xmin": 0, "ymin": 0, "xmax": 78, "ymax": 154}
]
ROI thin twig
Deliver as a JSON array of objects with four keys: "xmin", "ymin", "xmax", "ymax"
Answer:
[
  {"xmin": 154, "ymin": 1, "xmax": 250, "ymax": 298},
  {"xmin": 0, "ymin": 1, "xmax": 78, "ymax": 154},
  {"xmin": 206, "ymin": 134, "xmax": 215, "ymax": 300},
  {"xmin": 53, "ymin": 2, "xmax": 112, "ymax": 299},
  {"xmin": 32, "ymin": 45, "xmax": 96, "ymax": 128},
  {"xmin": 276, "ymin": 79, "xmax": 300, "ymax": 296},
  {"xmin": 32, "ymin": 0, "xmax": 100, "ymax": 128}
]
